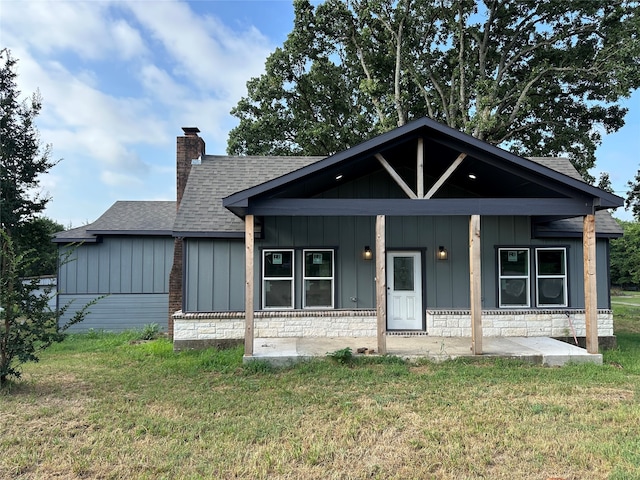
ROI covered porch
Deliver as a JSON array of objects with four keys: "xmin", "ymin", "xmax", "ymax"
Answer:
[
  {"xmin": 248, "ymin": 335, "xmax": 603, "ymax": 367},
  {"xmin": 221, "ymin": 118, "xmax": 623, "ymax": 362}
]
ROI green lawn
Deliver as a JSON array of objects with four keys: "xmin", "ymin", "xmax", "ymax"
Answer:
[{"xmin": 1, "ymin": 302, "xmax": 639, "ymax": 480}]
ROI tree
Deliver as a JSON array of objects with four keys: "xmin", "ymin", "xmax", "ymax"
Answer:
[
  {"xmin": 12, "ymin": 217, "xmax": 65, "ymax": 277},
  {"xmin": 0, "ymin": 231, "xmax": 97, "ymax": 385},
  {"xmin": 0, "ymin": 49, "xmax": 93, "ymax": 386},
  {"xmin": 626, "ymin": 169, "xmax": 640, "ymax": 220},
  {"xmin": 1, "ymin": 48, "xmax": 57, "ymax": 239},
  {"xmin": 610, "ymin": 220, "xmax": 640, "ymax": 288},
  {"xmin": 229, "ymin": 0, "xmax": 640, "ymax": 181},
  {"xmin": 597, "ymin": 172, "xmax": 614, "ymax": 194}
]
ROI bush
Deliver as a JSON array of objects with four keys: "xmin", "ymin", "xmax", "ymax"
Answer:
[
  {"xmin": 139, "ymin": 323, "xmax": 160, "ymax": 341},
  {"xmin": 327, "ymin": 347, "xmax": 353, "ymax": 365}
]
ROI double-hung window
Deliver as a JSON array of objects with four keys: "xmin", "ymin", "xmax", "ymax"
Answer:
[
  {"xmin": 498, "ymin": 247, "xmax": 569, "ymax": 308},
  {"xmin": 303, "ymin": 250, "xmax": 334, "ymax": 308},
  {"xmin": 535, "ymin": 248, "xmax": 567, "ymax": 307},
  {"xmin": 262, "ymin": 249, "xmax": 335, "ymax": 309},
  {"xmin": 498, "ymin": 248, "xmax": 530, "ymax": 307},
  {"xmin": 263, "ymin": 250, "xmax": 294, "ymax": 309}
]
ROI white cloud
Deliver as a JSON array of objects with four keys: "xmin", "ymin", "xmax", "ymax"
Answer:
[
  {"xmin": 0, "ymin": 0, "xmax": 281, "ymax": 226},
  {"xmin": 1, "ymin": 1, "xmax": 147, "ymax": 61},
  {"xmin": 138, "ymin": 63, "xmax": 189, "ymax": 103},
  {"xmin": 111, "ymin": 19, "xmax": 149, "ymax": 60},
  {"xmin": 101, "ymin": 169, "xmax": 145, "ymax": 188},
  {"xmin": 125, "ymin": 0, "xmax": 271, "ymax": 97}
]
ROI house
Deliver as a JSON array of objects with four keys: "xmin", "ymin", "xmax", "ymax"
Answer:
[
  {"xmin": 169, "ymin": 119, "xmax": 623, "ymax": 357},
  {"xmin": 53, "ymin": 201, "xmax": 175, "ymax": 332}
]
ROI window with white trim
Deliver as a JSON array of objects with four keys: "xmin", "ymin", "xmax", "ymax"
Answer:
[
  {"xmin": 498, "ymin": 248, "xmax": 530, "ymax": 307},
  {"xmin": 262, "ymin": 250, "xmax": 294, "ymax": 308},
  {"xmin": 535, "ymin": 248, "xmax": 567, "ymax": 307},
  {"xmin": 303, "ymin": 250, "xmax": 334, "ymax": 308}
]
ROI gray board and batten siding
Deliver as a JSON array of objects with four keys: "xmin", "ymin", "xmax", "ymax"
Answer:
[
  {"xmin": 183, "ymin": 214, "xmax": 611, "ymax": 314},
  {"xmin": 182, "ymin": 155, "xmax": 615, "ymax": 314},
  {"xmin": 57, "ymin": 236, "xmax": 174, "ymax": 332},
  {"xmin": 54, "ymin": 201, "xmax": 176, "ymax": 332}
]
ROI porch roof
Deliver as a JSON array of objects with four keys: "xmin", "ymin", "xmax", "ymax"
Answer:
[{"xmin": 222, "ymin": 117, "xmax": 623, "ymax": 218}]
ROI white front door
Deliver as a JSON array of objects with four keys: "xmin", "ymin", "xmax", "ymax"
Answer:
[{"xmin": 386, "ymin": 251, "xmax": 423, "ymax": 330}]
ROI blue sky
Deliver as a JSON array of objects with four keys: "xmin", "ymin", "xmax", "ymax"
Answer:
[{"xmin": 1, "ymin": 0, "xmax": 638, "ymax": 227}]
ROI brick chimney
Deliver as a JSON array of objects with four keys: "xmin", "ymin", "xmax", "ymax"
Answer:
[{"xmin": 168, "ymin": 127, "xmax": 205, "ymax": 339}]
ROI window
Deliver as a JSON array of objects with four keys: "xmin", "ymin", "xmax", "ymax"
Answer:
[
  {"xmin": 263, "ymin": 250, "xmax": 294, "ymax": 308},
  {"xmin": 303, "ymin": 250, "xmax": 334, "ymax": 308},
  {"xmin": 535, "ymin": 248, "xmax": 567, "ymax": 307},
  {"xmin": 498, "ymin": 248, "xmax": 530, "ymax": 307}
]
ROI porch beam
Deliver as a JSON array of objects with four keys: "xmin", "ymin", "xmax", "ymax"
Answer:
[
  {"xmin": 470, "ymin": 214, "xmax": 482, "ymax": 355},
  {"xmin": 583, "ymin": 214, "xmax": 598, "ymax": 354},
  {"xmin": 417, "ymin": 138, "xmax": 424, "ymax": 198},
  {"xmin": 247, "ymin": 197, "xmax": 596, "ymax": 217},
  {"xmin": 376, "ymin": 215, "xmax": 387, "ymax": 355},
  {"xmin": 244, "ymin": 214, "xmax": 255, "ymax": 356},
  {"xmin": 375, "ymin": 153, "xmax": 417, "ymax": 199},
  {"xmin": 425, "ymin": 153, "xmax": 467, "ymax": 199}
]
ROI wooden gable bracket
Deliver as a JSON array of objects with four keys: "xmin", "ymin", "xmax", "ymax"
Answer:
[
  {"xmin": 375, "ymin": 146, "xmax": 468, "ymax": 201},
  {"xmin": 425, "ymin": 152, "xmax": 467, "ymax": 199},
  {"xmin": 375, "ymin": 153, "xmax": 418, "ymax": 199}
]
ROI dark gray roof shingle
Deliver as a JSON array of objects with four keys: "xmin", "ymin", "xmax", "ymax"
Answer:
[
  {"xmin": 526, "ymin": 157, "xmax": 623, "ymax": 237},
  {"xmin": 534, "ymin": 211, "xmax": 623, "ymax": 238},
  {"xmin": 53, "ymin": 201, "xmax": 176, "ymax": 242},
  {"xmin": 173, "ymin": 155, "xmax": 323, "ymax": 235},
  {"xmin": 526, "ymin": 157, "xmax": 585, "ymax": 182},
  {"xmin": 88, "ymin": 201, "xmax": 176, "ymax": 234},
  {"xmin": 52, "ymin": 224, "xmax": 97, "ymax": 243}
]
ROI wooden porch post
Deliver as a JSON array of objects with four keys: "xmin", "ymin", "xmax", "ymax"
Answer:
[
  {"xmin": 469, "ymin": 214, "xmax": 482, "ymax": 355},
  {"xmin": 417, "ymin": 138, "xmax": 424, "ymax": 198},
  {"xmin": 376, "ymin": 215, "xmax": 387, "ymax": 355},
  {"xmin": 244, "ymin": 214, "xmax": 254, "ymax": 356},
  {"xmin": 583, "ymin": 214, "xmax": 598, "ymax": 354}
]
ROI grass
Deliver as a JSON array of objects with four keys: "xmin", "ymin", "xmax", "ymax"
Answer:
[{"xmin": 1, "ymin": 301, "xmax": 639, "ymax": 479}]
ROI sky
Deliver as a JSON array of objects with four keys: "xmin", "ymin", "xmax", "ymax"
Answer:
[{"xmin": 1, "ymin": 0, "xmax": 639, "ymax": 228}]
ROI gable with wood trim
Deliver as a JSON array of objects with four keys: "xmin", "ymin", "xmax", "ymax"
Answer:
[{"xmin": 169, "ymin": 118, "xmax": 623, "ymax": 356}]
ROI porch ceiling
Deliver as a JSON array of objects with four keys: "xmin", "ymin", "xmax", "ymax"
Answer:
[
  {"xmin": 253, "ymin": 137, "xmax": 572, "ymax": 201},
  {"xmin": 222, "ymin": 117, "xmax": 623, "ymax": 218}
]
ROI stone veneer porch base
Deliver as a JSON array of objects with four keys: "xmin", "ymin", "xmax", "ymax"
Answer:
[{"xmin": 173, "ymin": 308, "xmax": 614, "ymax": 351}]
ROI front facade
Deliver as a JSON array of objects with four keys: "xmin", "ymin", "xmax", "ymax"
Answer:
[{"xmin": 171, "ymin": 119, "xmax": 623, "ymax": 355}]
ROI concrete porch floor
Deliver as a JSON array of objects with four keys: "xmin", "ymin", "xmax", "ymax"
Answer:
[{"xmin": 247, "ymin": 336, "xmax": 602, "ymax": 367}]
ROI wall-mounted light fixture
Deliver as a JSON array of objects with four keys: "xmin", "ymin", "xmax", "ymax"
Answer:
[
  {"xmin": 437, "ymin": 246, "xmax": 448, "ymax": 261},
  {"xmin": 363, "ymin": 245, "xmax": 373, "ymax": 260}
]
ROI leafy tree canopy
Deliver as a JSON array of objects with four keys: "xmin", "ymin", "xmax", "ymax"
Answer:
[
  {"xmin": 610, "ymin": 219, "xmax": 640, "ymax": 288},
  {"xmin": 13, "ymin": 217, "xmax": 65, "ymax": 277},
  {"xmin": 626, "ymin": 169, "xmax": 640, "ymax": 221},
  {"xmin": 229, "ymin": 0, "xmax": 640, "ymax": 181},
  {"xmin": 1, "ymin": 48, "xmax": 57, "ymax": 234},
  {"xmin": 1, "ymin": 48, "xmax": 60, "ymax": 277}
]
